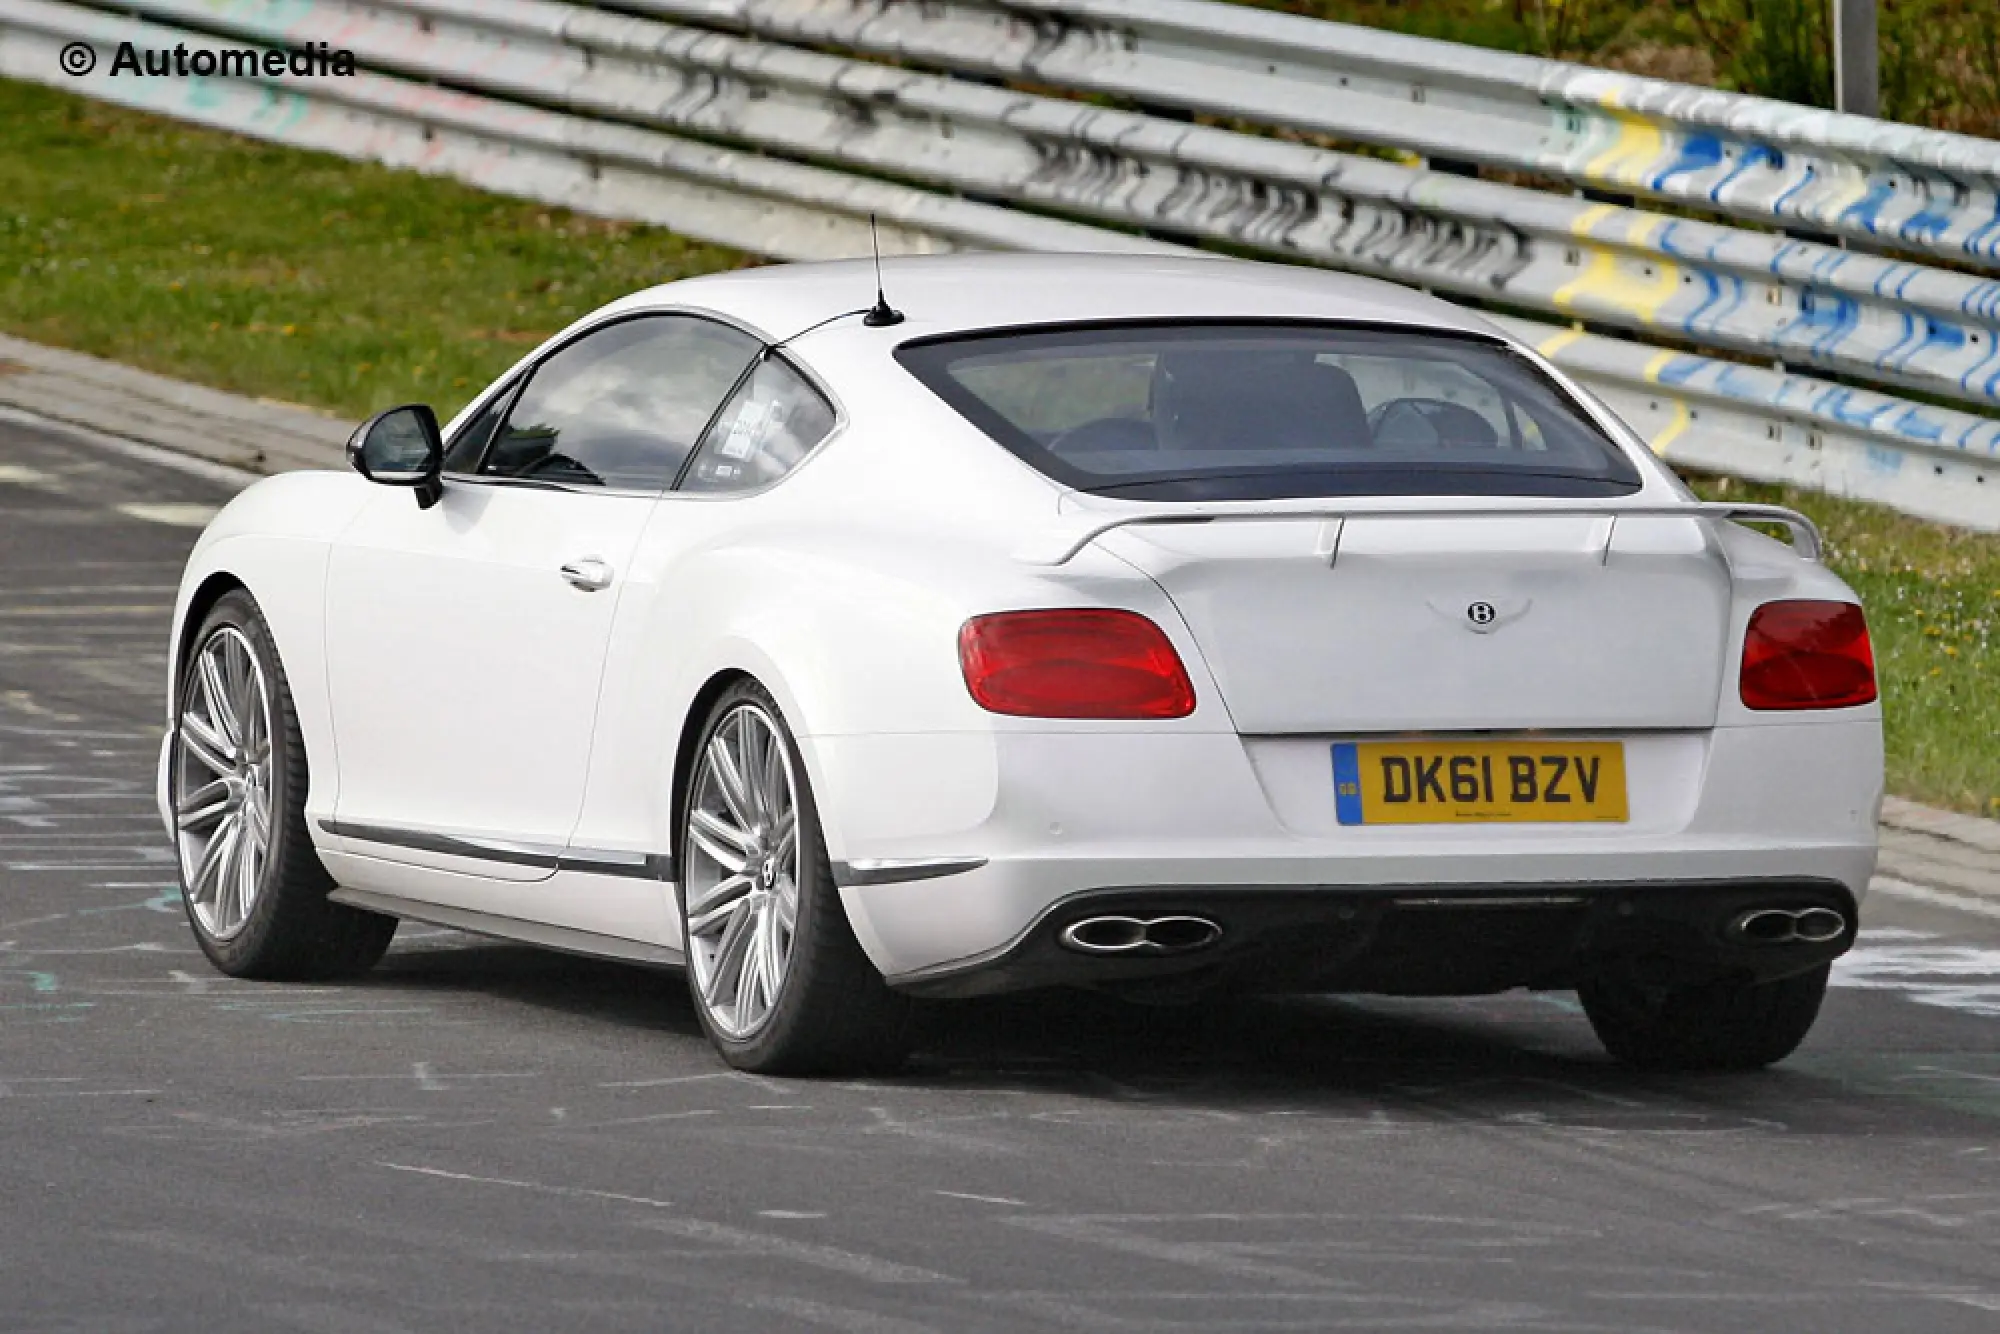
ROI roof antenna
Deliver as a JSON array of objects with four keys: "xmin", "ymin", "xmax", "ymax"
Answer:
[{"xmin": 861, "ymin": 214, "xmax": 905, "ymax": 328}]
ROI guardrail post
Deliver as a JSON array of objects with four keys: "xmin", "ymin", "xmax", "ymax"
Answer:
[{"xmin": 1831, "ymin": 0, "xmax": 1878, "ymax": 117}]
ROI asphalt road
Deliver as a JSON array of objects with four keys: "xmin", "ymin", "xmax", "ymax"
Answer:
[{"xmin": 4, "ymin": 415, "xmax": 2000, "ymax": 1334}]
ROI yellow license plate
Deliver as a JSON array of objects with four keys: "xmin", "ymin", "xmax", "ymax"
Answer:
[{"xmin": 1332, "ymin": 740, "xmax": 1628, "ymax": 825}]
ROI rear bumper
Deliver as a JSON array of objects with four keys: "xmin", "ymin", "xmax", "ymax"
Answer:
[
  {"xmin": 880, "ymin": 878, "xmax": 1858, "ymax": 999},
  {"xmin": 812, "ymin": 716, "xmax": 1881, "ymax": 990}
]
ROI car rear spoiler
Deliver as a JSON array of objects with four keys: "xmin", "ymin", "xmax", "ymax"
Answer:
[{"xmin": 1015, "ymin": 502, "xmax": 1822, "ymax": 566}]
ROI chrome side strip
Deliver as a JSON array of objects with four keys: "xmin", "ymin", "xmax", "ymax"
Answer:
[
  {"xmin": 558, "ymin": 850, "xmax": 677, "ymax": 881},
  {"xmin": 326, "ymin": 888, "xmax": 684, "ymax": 968},
  {"xmin": 833, "ymin": 856, "xmax": 989, "ymax": 887},
  {"xmin": 320, "ymin": 818, "xmax": 560, "ymax": 869},
  {"xmin": 318, "ymin": 820, "xmax": 673, "ymax": 881}
]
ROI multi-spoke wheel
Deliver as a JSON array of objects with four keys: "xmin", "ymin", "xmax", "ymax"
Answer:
[
  {"xmin": 679, "ymin": 681, "xmax": 909, "ymax": 1074},
  {"xmin": 684, "ymin": 702, "xmax": 801, "ymax": 1039},
  {"xmin": 173, "ymin": 625, "xmax": 273, "ymax": 941},
  {"xmin": 172, "ymin": 591, "xmax": 396, "ymax": 979}
]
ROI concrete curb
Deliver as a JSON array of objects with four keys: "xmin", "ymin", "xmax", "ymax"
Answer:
[
  {"xmin": 1878, "ymin": 796, "xmax": 2000, "ymax": 905},
  {"xmin": 1881, "ymin": 796, "xmax": 2000, "ymax": 855},
  {"xmin": 3, "ymin": 331, "xmax": 1998, "ymax": 891},
  {"xmin": 0, "ymin": 332, "xmax": 349, "ymax": 474}
]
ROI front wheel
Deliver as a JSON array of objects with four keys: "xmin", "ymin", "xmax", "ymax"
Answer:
[
  {"xmin": 1578, "ymin": 964, "xmax": 1830, "ymax": 1071},
  {"xmin": 170, "ymin": 591, "xmax": 396, "ymax": 979},
  {"xmin": 678, "ymin": 681, "xmax": 910, "ymax": 1075}
]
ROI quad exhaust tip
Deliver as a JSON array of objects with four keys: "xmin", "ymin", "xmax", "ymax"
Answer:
[
  {"xmin": 1059, "ymin": 914, "xmax": 1223, "ymax": 956},
  {"xmin": 1729, "ymin": 906, "xmax": 1848, "ymax": 946}
]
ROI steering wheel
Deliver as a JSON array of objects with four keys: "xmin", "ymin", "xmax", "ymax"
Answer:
[
  {"xmin": 514, "ymin": 451, "xmax": 604, "ymax": 486},
  {"xmin": 1369, "ymin": 397, "xmax": 1500, "ymax": 448}
]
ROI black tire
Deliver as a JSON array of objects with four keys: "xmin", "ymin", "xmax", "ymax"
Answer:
[
  {"xmin": 1578, "ymin": 964, "xmax": 1830, "ymax": 1071},
  {"xmin": 171, "ymin": 591, "xmax": 396, "ymax": 980},
  {"xmin": 678, "ymin": 680, "xmax": 910, "ymax": 1076}
]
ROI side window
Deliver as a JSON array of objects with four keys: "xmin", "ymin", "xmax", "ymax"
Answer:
[
  {"xmin": 681, "ymin": 354, "xmax": 837, "ymax": 495},
  {"xmin": 481, "ymin": 316, "xmax": 761, "ymax": 491},
  {"xmin": 441, "ymin": 380, "xmax": 517, "ymax": 475}
]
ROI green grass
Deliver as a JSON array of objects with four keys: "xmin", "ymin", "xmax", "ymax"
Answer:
[
  {"xmin": 0, "ymin": 78, "xmax": 750, "ymax": 422},
  {"xmin": 1692, "ymin": 476, "xmax": 2000, "ymax": 820},
  {"xmin": 1, "ymin": 76, "xmax": 1995, "ymax": 816}
]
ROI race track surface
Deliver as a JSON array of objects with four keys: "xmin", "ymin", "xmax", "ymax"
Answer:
[{"xmin": 3, "ymin": 417, "xmax": 1999, "ymax": 1333}]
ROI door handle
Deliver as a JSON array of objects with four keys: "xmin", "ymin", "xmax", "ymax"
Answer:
[{"xmin": 559, "ymin": 557, "xmax": 614, "ymax": 592}]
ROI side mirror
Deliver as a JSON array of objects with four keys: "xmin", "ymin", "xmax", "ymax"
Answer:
[{"xmin": 347, "ymin": 404, "xmax": 444, "ymax": 509}]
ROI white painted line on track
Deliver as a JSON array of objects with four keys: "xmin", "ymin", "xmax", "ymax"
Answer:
[
  {"xmin": 0, "ymin": 405, "xmax": 257, "ymax": 491},
  {"xmin": 115, "ymin": 503, "xmax": 219, "ymax": 528},
  {"xmin": 1835, "ymin": 923, "xmax": 2000, "ymax": 1016},
  {"xmin": 1871, "ymin": 876, "xmax": 2000, "ymax": 923},
  {"xmin": 378, "ymin": 1161, "xmax": 675, "ymax": 1210}
]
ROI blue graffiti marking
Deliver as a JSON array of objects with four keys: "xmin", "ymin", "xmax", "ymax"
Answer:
[{"xmin": 1648, "ymin": 132, "xmax": 1723, "ymax": 192}]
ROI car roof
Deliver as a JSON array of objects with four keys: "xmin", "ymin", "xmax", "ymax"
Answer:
[{"xmin": 605, "ymin": 253, "xmax": 1504, "ymax": 344}]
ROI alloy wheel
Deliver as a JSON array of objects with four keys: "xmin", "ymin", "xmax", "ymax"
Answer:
[
  {"xmin": 172, "ymin": 625, "xmax": 275, "ymax": 941},
  {"xmin": 684, "ymin": 703, "xmax": 800, "ymax": 1039}
]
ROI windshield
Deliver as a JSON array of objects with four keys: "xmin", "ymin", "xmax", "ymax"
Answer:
[{"xmin": 895, "ymin": 321, "xmax": 1644, "ymax": 501}]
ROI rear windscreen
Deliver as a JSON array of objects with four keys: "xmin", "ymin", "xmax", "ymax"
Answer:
[{"xmin": 895, "ymin": 322, "xmax": 1644, "ymax": 501}]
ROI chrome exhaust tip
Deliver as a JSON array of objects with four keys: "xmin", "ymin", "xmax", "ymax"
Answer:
[
  {"xmin": 1144, "ymin": 915, "xmax": 1224, "ymax": 952},
  {"xmin": 1792, "ymin": 907, "xmax": 1848, "ymax": 944},
  {"xmin": 1733, "ymin": 908, "xmax": 1801, "ymax": 944},
  {"xmin": 1059, "ymin": 914, "xmax": 1223, "ymax": 956},
  {"xmin": 1727, "ymin": 906, "xmax": 1849, "ymax": 946},
  {"xmin": 1061, "ymin": 916, "xmax": 1151, "ymax": 954}
]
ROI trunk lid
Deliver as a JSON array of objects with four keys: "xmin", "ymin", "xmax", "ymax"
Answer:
[{"xmin": 1102, "ymin": 512, "xmax": 1732, "ymax": 734}]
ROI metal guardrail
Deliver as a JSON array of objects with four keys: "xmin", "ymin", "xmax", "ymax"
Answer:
[
  {"xmin": 618, "ymin": 0, "xmax": 2000, "ymax": 268},
  {"xmin": 0, "ymin": 0, "xmax": 1181, "ymax": 260},
  {"xmin": 1491, "ymin": 318, "xmax": 2000, "ymax": 533},
  {"xmin": 1, "ymin": 0, "xmax": 1996, "ymax": 530},
  {"xmin": 49, "ymin": 0, "xmax": 2000, "ymax": 413}
]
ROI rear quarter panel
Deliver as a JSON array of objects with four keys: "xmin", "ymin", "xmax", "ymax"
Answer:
[{"xmin": 567, "ymin": 392, "xmax": 1228, "ymax": 867}]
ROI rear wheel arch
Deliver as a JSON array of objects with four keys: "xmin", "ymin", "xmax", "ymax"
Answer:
[
  {"xmin": 674, "ymin": 676, "xmax": 911, "ymax": 1074},
  {"xmin": 672, "ymin": 668, "xmax": 754, "ymax": 849},
  {"xmin": 668, "ymin": 662, "xmax": 845, "ymax": 868}
]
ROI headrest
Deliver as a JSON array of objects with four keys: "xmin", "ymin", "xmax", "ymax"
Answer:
[{"xmin": 1151, "ymin": 349, "xmax": 1370, "ymax": 451}]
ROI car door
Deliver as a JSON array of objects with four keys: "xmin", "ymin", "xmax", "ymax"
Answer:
[
  {"xmin": 321, "ymin": 313, "xmax": 762, "ymax": 882},
  {"xmin": 566, "ymin": 351, "xmax": 845, "ymax": 908}
]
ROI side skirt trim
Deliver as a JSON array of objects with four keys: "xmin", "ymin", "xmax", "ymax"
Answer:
[
  {"xmin": 327, "ymin": 887, "xmax": 685, "ymax": 968},
  {"xmin": 832, "ymin": 856, "xmax": 989, "ymax": 887},
  {"xmin": 319, "ymin": 819, "xmax": 673, "ymax": 881}
]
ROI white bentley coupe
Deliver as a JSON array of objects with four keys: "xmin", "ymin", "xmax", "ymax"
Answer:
[{"xmin": 159, "ymin": 254, "xmax": 1881, "ymax": 1074}]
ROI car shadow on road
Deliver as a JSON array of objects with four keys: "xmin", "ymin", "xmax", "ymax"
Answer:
[
  {"xmin": 369, "ymin": 935, "xmax": 706, "ymax": 1040},
  {"xmin": 357, "ymin": 933, "xmax": 1982, "ymax": 1137}
]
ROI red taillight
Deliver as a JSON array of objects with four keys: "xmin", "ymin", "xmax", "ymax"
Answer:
[
  {"xmin": 959, "ymin": 609, "xmax": 1197, "ymax": 719},
  {"xmin": 1740, "ymin": 600, "xmax": 1877, "ymax": 710}
]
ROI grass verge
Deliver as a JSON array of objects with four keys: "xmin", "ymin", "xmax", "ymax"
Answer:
[
  {"xmin": 0, "ymin": 78, "xmax": 750, "ymax": 422},
  {"xmin": 1, "ymin": 76, "xmax": 1994, "ymax": 816}
]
